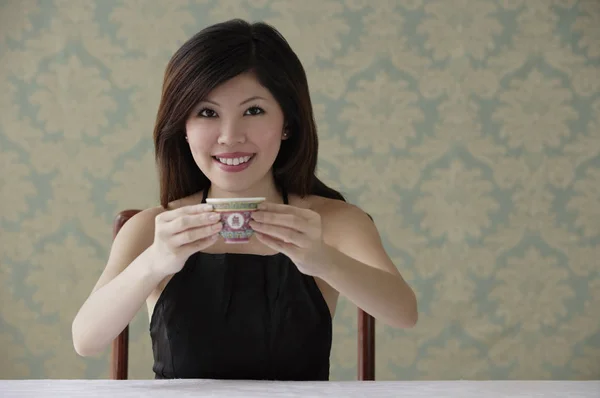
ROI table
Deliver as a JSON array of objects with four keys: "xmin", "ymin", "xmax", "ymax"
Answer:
[{"xmin": 0, "ymin": 379, "xmax": 598, "ymax": 397}]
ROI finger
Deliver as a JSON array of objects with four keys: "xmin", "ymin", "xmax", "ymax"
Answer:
[
  {"xmin": 180, "ymin": 233, "xmax": 219, "ymax": 254},
  {"xmin": 159, "ymin": 203, "xmax": 214, "ymax": 222},
  {"xmin": 171, "ymin": 222, "xmax": 222, "ymax": 247},
  {"xmin": 254, "ymin": 232, "xmax": 295, "ymax": 256},
  {"xmin": 250, "ymin": 221, "xmax": 308, "ymax": 248},
  {"xmin": 165, "ymin": 212, "xmax": 220, "ymax": 234},
  {"xmin": 258, "ymin": 203, "xmax": 314, "ymax": 219},
  {"xmin": 251, "ymin": 211, "xmax": 308, "ymax": 232}
]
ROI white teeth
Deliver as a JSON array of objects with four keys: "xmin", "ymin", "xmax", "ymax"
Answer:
[{"xmin": 217, "ymin": 156, "xmax": 252, "ymax": 166}]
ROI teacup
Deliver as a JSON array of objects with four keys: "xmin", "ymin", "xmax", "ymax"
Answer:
[{"xmin": 205, "ymin": 197, "xmax": 266, "ymax": 244}]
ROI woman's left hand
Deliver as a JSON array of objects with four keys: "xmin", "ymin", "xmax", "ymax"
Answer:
[{"xmin": 249, "ymin": 203, "xmax": 331, "ymax": 277}]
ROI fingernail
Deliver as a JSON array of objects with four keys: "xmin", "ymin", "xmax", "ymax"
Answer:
[
  {"xmin": 257, "ymin": 203, "xmax": 266, "ymax": 210},
  {"xmin": 209, "ymin": 213, "xmax": 220, "ymax": 221},
  {"xmin": 200, "ymin": 204, "xmax": 213, "ymax": 211}
]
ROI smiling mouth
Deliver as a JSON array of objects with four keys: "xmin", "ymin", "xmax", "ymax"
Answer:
[{"xmin": 212, "ymin": 155, "xmax": 255, "ymax": 166}]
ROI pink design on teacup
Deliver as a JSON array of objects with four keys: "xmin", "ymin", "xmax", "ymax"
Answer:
[
  {"xmin": 205, "ymin": 197, "xmax": 265, "ymax": 244},
  {"xmin": 219, "ymin": 210, "xmax": 255, "ymax": 243}
]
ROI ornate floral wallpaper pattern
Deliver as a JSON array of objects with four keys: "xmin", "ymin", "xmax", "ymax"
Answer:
[{"xmin": 0, "ymin": 0, "xmax": 598, "ymax": 380}]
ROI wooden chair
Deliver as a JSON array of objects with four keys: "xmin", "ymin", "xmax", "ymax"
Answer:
[{"xmin": 110, "ymin": 209, "xmax": 376, "ymax": 380}]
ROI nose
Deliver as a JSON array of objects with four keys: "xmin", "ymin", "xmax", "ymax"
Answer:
[{"xmin": 217, "ymin": 120, "xmax": 246, "ymax": 146}]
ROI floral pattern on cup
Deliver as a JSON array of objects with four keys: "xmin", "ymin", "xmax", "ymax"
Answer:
[{"xmin": 205, "ymin": 197, "xmax": 266, "ymax": 244}]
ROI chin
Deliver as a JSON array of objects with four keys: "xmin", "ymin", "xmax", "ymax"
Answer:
[
  {"xmin": 208, "ymin": 172, "xmax": 268, "ymax": 194},
  {"xmin": 211, "ymin": 179, "xmax": 254, "ymax": 193}
]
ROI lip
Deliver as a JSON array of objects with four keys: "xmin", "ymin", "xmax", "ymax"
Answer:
[{"xmin": 212, "ymin": 154, "xmax": 255, "ymax": 173}]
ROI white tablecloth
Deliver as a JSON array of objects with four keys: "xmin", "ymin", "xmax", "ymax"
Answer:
[{"xmin": 0, "ymin": 379, "xmax": 598, "ymax": 397}]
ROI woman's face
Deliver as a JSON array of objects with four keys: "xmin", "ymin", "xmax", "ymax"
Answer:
[{"xmin": 185, "ymin": 72, "xmax": 287, "ymax": 195}]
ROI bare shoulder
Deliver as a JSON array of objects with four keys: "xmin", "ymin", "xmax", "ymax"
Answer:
[
  {"xmin": 105, "ymin": 191, "xmax": 204, "ymax": 269},
  {"xmin": 317, "ymin": 196, "xmax": 370, "ymax": 219},
  {"xmin": 303, "ymin": 195, "xmax": 400, "ymax": 276},
  {"xmin": 90, "ymin": 206, "xmax": 163, "ymax": 294},
  {"xmin": 115, "ymin": 205, "xmax": 163, "ymax": 242},
  {"xmin": 293, "ymin": 194, "xmax": 363, "ymax": 216},
  {"xmin": 302, "ymin": 196, "xmax": 375, "ymax": 247}
]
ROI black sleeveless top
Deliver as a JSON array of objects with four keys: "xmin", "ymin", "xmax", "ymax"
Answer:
[{"xmin": 149, "ymin": 189, "xmax": 333, "ymax": 380}]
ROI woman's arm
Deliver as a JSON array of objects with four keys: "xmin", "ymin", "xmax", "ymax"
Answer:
[
  {"xmin": 72, "ymin": 203, "xmax": 222, "ymax": 356},
  {"xmin": 71, "ymin": 209, "xmax": 165, "ymax": 357},
  {"xmin": 317, "ymin": 206, "xmax": 418, "ymax": 329},
  {"xmin": 250, "ymin": 200, "xmax": 418, "ymax": 329}
]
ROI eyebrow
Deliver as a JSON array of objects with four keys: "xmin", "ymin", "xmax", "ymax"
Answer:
[{"xmin": 202, "ymin": 96, "xmax": 267, "ymax": 107}]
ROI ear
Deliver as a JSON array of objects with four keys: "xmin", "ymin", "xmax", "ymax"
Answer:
[{"xmin": 282, "ymin": 125, "xmax": 290, "ymax": 140}]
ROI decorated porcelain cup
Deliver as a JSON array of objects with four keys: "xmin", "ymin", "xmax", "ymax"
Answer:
[{"xmin": 205, "ymin": 197, "xmax": 266, "ymax": 243}]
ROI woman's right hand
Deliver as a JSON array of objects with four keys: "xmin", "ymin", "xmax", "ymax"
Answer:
[{"xmin": 149, "ymin": 203, "xmax": 222, "ymax": 276}]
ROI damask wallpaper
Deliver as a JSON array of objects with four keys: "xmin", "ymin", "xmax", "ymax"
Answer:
[{"xmin": 1, "ymin": 0, "xmax": 599, "ymax": 380}]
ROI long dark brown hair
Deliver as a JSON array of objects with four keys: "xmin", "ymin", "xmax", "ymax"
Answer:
[{"xmin": 153, "ymin": 19, "xmax": 345, "ymax": 208}]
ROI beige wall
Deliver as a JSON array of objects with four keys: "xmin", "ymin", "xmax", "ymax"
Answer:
[{"xmin": 1, "ymin": 0, "xmax": 599, "ymax": 380}]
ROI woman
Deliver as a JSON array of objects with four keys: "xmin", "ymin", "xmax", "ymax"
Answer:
[{"xmin": 72, "ymin": 19, "xmax": 417, "ymax": 381}]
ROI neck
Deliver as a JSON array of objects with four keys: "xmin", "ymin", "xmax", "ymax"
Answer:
[{"xmin": 207, "ymin": 175, "xmax": 284, "ymax": 204}]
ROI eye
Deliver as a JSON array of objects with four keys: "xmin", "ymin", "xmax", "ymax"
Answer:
[
  {"xmin": 198, "ymin": 108, "xmax": 217, "ymax": 118},
  {"xmin": 244, "ymin": 106, "xmax": 264, "ymax": 116}
]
